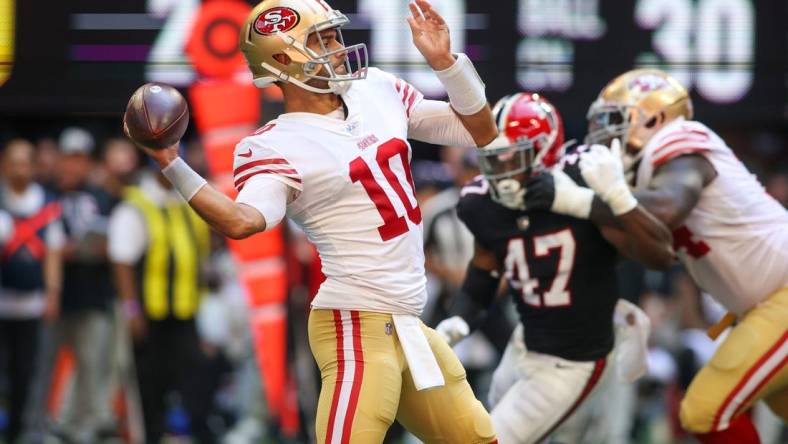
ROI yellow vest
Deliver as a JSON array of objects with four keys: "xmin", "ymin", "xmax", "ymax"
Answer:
[{"xmin": 125, "ymin": 186, "xmax": 210, "ymax": 321}]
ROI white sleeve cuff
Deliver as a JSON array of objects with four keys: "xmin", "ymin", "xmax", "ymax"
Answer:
[
  {"xmin": 161, "ymin": 157, "xmax": 208, "ymax": 201},
  {"xmin": 235, "ymin": 175, "xmax": 290, "ymax": 231},
  {"xmin": 407, "ymin": 99, "xmax": 476, "ymax": 147},
  {"xmin": 433, "ymin": 53, "xmax": 487, "ymax": 115}
]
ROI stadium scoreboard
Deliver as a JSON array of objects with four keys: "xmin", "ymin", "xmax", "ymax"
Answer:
[{"xmin": 0, "ymin": 0, "xmax": 784, "ymax": 128}]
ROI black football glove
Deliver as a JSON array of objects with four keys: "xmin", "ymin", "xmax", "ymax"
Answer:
[{"xmin": 524, "ymin": 172, "xmax": 555, "ymax": 211}]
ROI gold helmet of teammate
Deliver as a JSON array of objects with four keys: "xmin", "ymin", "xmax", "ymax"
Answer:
[
  {"xmin": 240, "ymin": 0, "xmax": 368, "ymax": 94},
  {"xmin": 585, "ymin": 69, "xmax": 693, "ymax": 158}
]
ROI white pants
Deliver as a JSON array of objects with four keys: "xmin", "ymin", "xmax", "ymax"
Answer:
[
  {"xmin": 488, "ymin": 324, "xmax": 607, "ymax": 444},
  {"xmin": 27, "ymin": 310, "xmax": 113, "ymax": 441}
]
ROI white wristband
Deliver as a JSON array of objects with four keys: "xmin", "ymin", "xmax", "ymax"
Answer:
[
  {"xmin": 552, "ymin": 186, "xmax": 594, "ymax": 219},
  {"xmin": 433, "ymin": 53, "xmax": 487, "ymax": 115},
  {"xmin": 604, "ymin": 183, "xmax": 638, "ymax": 216},
  {"xmin": 161, "ymin": 157, "xmax": 208, "ymax": 201},
  {"xmin": 550, "ymin": 169, "xmax": 594, "ymax": 219}
]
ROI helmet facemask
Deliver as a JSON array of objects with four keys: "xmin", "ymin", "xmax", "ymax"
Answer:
[
  {"xmin": 478, "ymin": 136, "xmax": 542, "ymax": 210},
  {"xmin": 585, "ymin": 100, "xmax": 651, "ymax": 177}
]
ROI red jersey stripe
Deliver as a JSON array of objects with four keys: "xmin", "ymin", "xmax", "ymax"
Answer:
[
  {"xmin": 401, "ymin": 84, "xmax": 412, "ymax": 104},
  {"xmin": 653, "ymin": 135, "xmax": 711, "ymax": 157},
  {"xmin": 652, "ymin": 148, "xmax": 710, "ymax": 168},
  {"xmin": 405, "ymin": 89, "xmax": 419, "ymax": 118},
  {"xmin": 235, "ymin": 170, "xmax": 302, "ymax": 191},
  {"xmin": 233, "ymin": 158, "xmax": 290, "ymax": 176}
]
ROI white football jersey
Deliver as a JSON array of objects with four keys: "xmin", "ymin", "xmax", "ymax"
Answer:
[
  {"xmin": 634, "ymin": 118, "xmax": 788, "ymax": 315},
  {"xmin": 232, "ymin": 68, "xmax": 430, "ymax": 316}
]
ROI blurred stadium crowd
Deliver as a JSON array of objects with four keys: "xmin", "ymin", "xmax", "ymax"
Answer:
[{"xmin": 0, "ymin": 116, "xmax": 786, "ymax": 444}]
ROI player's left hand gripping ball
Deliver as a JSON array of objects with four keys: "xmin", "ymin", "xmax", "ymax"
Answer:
[{"xmin": 124, "ymin": 83, "xmax": 189, "ymax": 150}]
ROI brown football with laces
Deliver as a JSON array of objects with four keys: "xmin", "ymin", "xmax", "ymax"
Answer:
[{"xmin": 123, "ymin": 83, "xmax": 189, "ymax": 150}]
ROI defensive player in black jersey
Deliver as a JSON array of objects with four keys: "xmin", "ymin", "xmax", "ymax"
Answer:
[{"xmin": 434, "ymin": 93, "xmax": 674, "ymax": 444}]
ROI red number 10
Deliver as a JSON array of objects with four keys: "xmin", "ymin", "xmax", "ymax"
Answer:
[{"xmin": 349, "ymin": 138, "xmax": 421, "ymax": 241}]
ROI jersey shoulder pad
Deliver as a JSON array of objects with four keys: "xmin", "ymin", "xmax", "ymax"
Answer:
[
  {"xmin": 371, "ymin": 68, "xmax": 424, "ymax": 118},
  {"xmin": 457, "ymin": 176, "xmax": 492, "ymax": 231},
  {"xmin": 233, "ymin": 123, "xmax": 302, "ymax": 192},
  {"xmin": 553, "ymin": 144, "xmax": 589, "ymax": 186},
  {"xmin": 645, "ymin": 119, "xmax": 717, "ymax": 168}
]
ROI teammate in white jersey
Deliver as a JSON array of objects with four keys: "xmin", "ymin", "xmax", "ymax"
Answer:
[
  {"xmin": 566, "ymin": 69, "xmax": 788, "ymax": 444},
  {"xmin": 128, "ymin": 0, "xmax": 501, "ymax": 442}
]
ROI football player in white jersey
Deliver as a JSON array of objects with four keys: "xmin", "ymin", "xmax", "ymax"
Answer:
[
  {"xmin": 127, "ymin": 0, "xmax": 501, "ymax": 443},
  {"xmin": 543, "ymin": 69, "xmax": 788, "ymax": 444}
]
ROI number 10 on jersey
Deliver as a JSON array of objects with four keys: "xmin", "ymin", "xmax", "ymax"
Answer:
[{"xmin": 350, "ymin": 138, "xmax": 422, "ymax": 241}]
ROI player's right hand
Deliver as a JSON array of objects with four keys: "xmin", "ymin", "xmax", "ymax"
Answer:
[
  {"xmin": 123, "ymin": 120, "xmax": 180, "ymax": 168},
  {"xmin": 579, "ymin": 139, "xmax": 637, "ymax": 215},
  {"xmin": 435, "ymin": 316, "xmax": 470, "ymax": 346}
]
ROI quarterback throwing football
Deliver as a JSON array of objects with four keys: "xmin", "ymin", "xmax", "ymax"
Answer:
[{"xmin": 129, "ymin": 0, "xmax": 500, "ymax": 443}]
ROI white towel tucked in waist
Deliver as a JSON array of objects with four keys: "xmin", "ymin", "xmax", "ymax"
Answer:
[{"xmin": 392, "ymin": 314, "xmax": 445, "ymax": 391}]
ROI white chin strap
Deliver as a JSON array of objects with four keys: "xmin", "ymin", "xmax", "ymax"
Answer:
[
  {"xmin": 495, "ymin": 178, "xmax": 525, "ymax": 210},
  {"xmin": 254, "ymin": 65, "xmax": 344, "ymax": 94}
]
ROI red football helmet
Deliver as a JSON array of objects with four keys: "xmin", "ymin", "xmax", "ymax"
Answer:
[{"xmin": 478, "ymin": 93, "xmax": 565, "ymax": 209}]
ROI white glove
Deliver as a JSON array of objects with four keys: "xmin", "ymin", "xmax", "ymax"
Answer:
[
  {"xmin": 435, "ymin": 316, "xmax": 470, "ymax": 346},
  {"xmin": 550, "ymin": 168, "xmax": 595, "ymax": 219},
  {"xmin": 579, "ymin": 139, "xmax": 638, "ymax": 215},
  {"xmin": 613, "ymin": 299, "xmax": 651, "ymax": 383}
]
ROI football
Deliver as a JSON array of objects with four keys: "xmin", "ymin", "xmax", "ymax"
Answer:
[{"xmin": 123, "ymin": 83, "xmax": 189, "ymax": 150}]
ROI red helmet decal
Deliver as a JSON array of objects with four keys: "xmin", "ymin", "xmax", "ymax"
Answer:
[
  {"xmin": 253, "ymin": 7, "xmax": 301, "ymax": 35},
  {"xmin": 629, "ymin": 74, "xmax": 669, "ymax": 93}
]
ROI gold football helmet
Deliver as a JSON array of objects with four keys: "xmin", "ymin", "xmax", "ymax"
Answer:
[
  {"xmin": 585, "ymin": 69, "xmax": 693, "ymax": 156},
  {"xmin": 240, "ymin": 0, "xmax": 368, "ymax": 94}
]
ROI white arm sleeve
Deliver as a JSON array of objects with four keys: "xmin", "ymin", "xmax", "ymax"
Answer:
[
  {"xmin": 108, "ymin": 203, "xmax": 148, "ymax": 265},
  {"xmin": 0, "ymin": 210, "xmax": 13, "ymax": 245},
  {"xmin": 235, "ymin": 175, "xmax": 291, "ymax": 231},
  {"xmin": 407, "ymin": 99, "xmax": 476, "ymax": 147},
  {"xmin": 45, "ymin": 220, "xmax": 66, "ymax": 250}
]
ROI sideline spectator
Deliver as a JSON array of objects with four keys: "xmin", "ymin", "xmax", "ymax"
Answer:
[
  {"xmin": 0, "ymin": 139, "xmax": 64, "ymax": 443},
  {"xmin": 109, "ymin": 164, "xmax": 215, "ymax": 443},
  {"xmin": 28, "ymin": 127, "xmax": 117, "ymax": 443}
]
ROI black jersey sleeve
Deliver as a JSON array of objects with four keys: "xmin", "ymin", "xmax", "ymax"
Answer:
[{"xmin": 553, "ymin": 144, "xmax": 592, "ymax": 187}]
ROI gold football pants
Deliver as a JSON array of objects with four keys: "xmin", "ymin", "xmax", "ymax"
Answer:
[
  {"xmin": 680, "ymin": 287, "xmax": 788, "ymax": 433},
  {"xmin": 308, "ymin": 309, "xmax": 497, "ymax": 444}
]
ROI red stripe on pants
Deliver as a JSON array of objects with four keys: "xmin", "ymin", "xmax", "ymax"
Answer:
[
  {"xmin": 712, "ymin": 330, "xmax": 788, "ymax": 431},
  {"xmin": 535, "ymin": 358, "xmax": 607, "ymax": 443},
  {"xmin": 341, "ymin": 311, "xmax": 364, "ymax": 442},
  {"xmin": 325, "ymin": 310, "xmax": 345, "ymax": 444}
]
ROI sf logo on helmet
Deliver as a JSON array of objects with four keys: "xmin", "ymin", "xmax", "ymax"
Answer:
[
  {"xmin": 628, "ymin": 74, "xmax": 669, "ymax": 94},
  {"xmin": 254, "ymin": 7, "xmax": 301, "ymax": 35}
]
